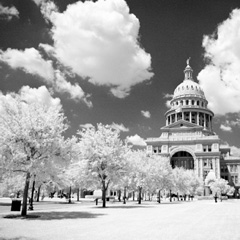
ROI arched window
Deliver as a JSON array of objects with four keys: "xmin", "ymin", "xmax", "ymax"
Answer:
[
  {"xmin": 186, "ymin": 100, "xmax": 189, "ymax": 105},
  {"xmin": 197, "ymin": 101, "xmax": 199, "ymax": 106},
  {"xmin": 192, "ymin": 100, "xmax": 194, "ymax": 105}
]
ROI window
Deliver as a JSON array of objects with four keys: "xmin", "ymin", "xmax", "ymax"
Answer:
[
  {"xmin": 192, "ymin": 100, "xmax": 194, "ymax": 105},
  {"xmin": 204, "ymin": 160, "xmax": 207, "ymax": 166},
  {"xmin": 197, "ymin": 101, "xmax": 199, "ymax": 106},
  {"xmin": 235, "ymin": 176, "xmax": 238, "ymax": 184}
]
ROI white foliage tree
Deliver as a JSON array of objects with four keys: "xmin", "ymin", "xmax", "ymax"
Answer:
[
  {"xmin": 128, "ymin": 150, "xmax": 150, "ymax": 204},
  {"xmin": 0, "ymin": 95, "xmax": 69, "ymax": 216},
  {"xmin": 78, "ymin": 124, "xmax": 130, "ymax": 207},
  {"xmin": 148, "ymin": 155, "xmax": 174, "ymax": 203}
]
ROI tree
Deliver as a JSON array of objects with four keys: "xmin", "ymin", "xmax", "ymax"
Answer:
[
  {"xmin": 185, "ymin": 170, "xmax": 202, "ymax": 198},
  {"xmin": 0, "ymin": 95, "xmax": 69, "ymax": 216},
  {"xmin": 128, "ymin": 150, "xmax": 150, "ymax": 204},
  {"xmin": 172, "ymin": 167, "xmax": 190, "ymax": 200},
  {"xmin": 209, "ymin": 178, "xmax": 232, "ymax": 201},
  {"xmin": 78, "ymin": 124, "xmax": 130, "ymax": 207},
  {"xmin": 148, "ymin": 155, "xmax": 174, "ymax": 203}
]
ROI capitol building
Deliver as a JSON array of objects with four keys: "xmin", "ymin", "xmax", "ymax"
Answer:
[{"xmin": 146, "ymin": 60, "xmax": 240, "ymax": 196}]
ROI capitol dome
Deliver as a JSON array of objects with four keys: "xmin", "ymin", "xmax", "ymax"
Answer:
[{"xmin": 173, "ymin": 79, "xmax": 205, "ymax": 99}]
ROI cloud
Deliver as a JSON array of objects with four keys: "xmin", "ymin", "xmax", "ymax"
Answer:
[
  {"xmin": 0, "ymin": 48, "xmax": 91, "ymax": 106},
  {"xmin": 230, "ymin": 146, "xmax": 240, "ymax": 157},
  {"xmin": 18, "ymin": 85, "xmax": 61, "ymax": 109},
  {"xmin": 220, "ymin": 124, "xmax": 232, "ymax": 132},
  {"xmin": 50, "ymin": 0, "xmax": 153, "ymax": 97},
  {"xmin": 0, "ymin": 48, "xmax": 54, "ymax": 82},
  {"xmin": 54, "ymin": 71, "xmax": 92, "ymax": 107},
  {"xmin": 110, "ymin": 122, "xmax": 129, "ymax": 132},
  {"xmin": 198, "ymin": 9, "xmax": 240, "ymax": 115},
  {"xmin": 0, "ymin": 86, "xmax": 61, "ymax": 113},
  {"xmin": 0, "ymin": 4, "xmax": 19, "ymax": 20},
  {"xmin": 163, "ymin": 93, "xmax": 173, "ymax": 99},
  {"xmin": 141, "ymin": 110, "xmax": 151, "ymax": 118},
  {"xmin": 80, "ymin": 123, "xmax": 94, "ymax": 129},
  {"xmin": 127, "ymin": 134, "xmax": 146, "ymax": 146}
]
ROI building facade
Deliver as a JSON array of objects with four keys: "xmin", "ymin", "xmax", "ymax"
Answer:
[{"xmin": 146, "ymin": 60, "xmax": 240, "ymax": 195}]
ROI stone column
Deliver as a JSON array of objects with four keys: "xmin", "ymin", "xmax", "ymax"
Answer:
[
  {"xmin": 175, "ymin": 113, "xmax": 177, "ymax": 122},
  {"xmin": 216, "ymin": 158, "xmax": 220, "ymax": 178},
  {"xmin": 194, "ymin": 158, "xmax": 199, "ymax": 177},
  {"xmin": 170, "ymin": 115, "xmax": 172, "ymax": 124},
  {"xmin": 166, "ymin": 118, "xmax": 168, "ymax": 126},
  {"xmin": 213, "ymin": 158, "xmax": 216, "ymax": 175},
  {"xmin": 204, "ymin": 113, "xmax": 206, "ymax": 128},
  {"xmin": 190, "ymin": 111, "xmax": 192, "ymax": 123},
  {"xmin": 199, "ymin": 158, "xmax": 203, "ymax": 179},
  {"xmin": 197, "ymin": 112, "xmax": 199, "ymax": 125}
]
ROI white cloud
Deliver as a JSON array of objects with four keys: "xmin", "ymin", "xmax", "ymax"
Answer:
[
  {"xmin": 110, "ymin": 122, "xmax": 129, "ymax": 132},
  {"xmin": 0, "ymin": 4, "xmax": 19, "ymax": 20},
  {"xmin": 141, "ymin": 110, "xmax": 151, "ymax": 118},
  {"xmin": 54, "ymin": 71, "xmax": 93, "ymax": 107},
  {"xmin": 32, "ymin": 0, "xmax": 44, "ymax": 6},
  {"xmin": 80, "ymin": 123, "xmax": 94, "ymax": 129},
  {"xmin": 0, "ymin": 48, "xmax": 54, "ymax": 82},
  {"xmin": 50, "ymin": 0, "xmax": 153, "ymax": 97},
  {"xmin": 127, "ymin": 134, "xmax": 146, "ymax": 146},
  {"xmin": 18, "ymin": 85, "xmax": 61, "ymax": 109},
  {"xmin": 230, "ymin": 146, "xmax": 240, "ymax": 157},
  {"xmin": 163, "ymin": 93, "xmax": 173, "ymax": 99},
  {"xmin": 198, "ymin": 9, "xmax": 240, "ymax": 115},
  {"xmin": 40, "ymin": 1, "xmax": 58, "ymax": 23},
  {"xmin": 220, "ymin": 124, "xmax": 232, "ymax": 132},
  {"xmin": 0, "ymin": 85, "xmax": 61, "ymax": 113},
  {"xmin": 0, "ymin": 48, "xmax": 91, "ymax": 106}
]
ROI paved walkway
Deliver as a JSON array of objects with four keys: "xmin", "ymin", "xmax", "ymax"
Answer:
[{"xmin": 0, "ymin": 198, "xmax": 240, "ymax": 240}]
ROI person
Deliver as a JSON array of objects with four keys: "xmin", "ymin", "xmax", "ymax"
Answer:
[{"xmin": 214, "ymin": 193, "xmax": 218, "ymax": 203}]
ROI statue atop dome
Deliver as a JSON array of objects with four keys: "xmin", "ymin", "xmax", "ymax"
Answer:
[{"xmin": 184, "ymin": 57, "xmax": 193, "ymax": 80}]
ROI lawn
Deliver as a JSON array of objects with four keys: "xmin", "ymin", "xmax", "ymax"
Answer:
[{"xmin": 0, "ymin": 198, "xmax": 240, "ymax": 240}]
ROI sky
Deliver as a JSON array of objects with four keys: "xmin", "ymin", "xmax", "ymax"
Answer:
[{"xmin": 0, "ymin": 0, "xmax": 240, "ymax": 155}]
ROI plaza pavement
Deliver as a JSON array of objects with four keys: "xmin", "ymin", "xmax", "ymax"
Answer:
[{"xmin": 0, "ymin": 197, "xmax": 240, "ymax": 240}]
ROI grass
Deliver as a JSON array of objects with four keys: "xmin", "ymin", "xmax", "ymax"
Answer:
[{"xmin": 0, "ymin": 198, "xmax": 240, "ymax": 240}]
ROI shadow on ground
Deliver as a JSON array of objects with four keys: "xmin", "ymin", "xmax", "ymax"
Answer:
[
  {"xmin": 0, "ymin": 203, "xmax": 11, "ymax": 206},
  {"xmin": 3, "ymin": 211, "xmax": 105, "ymax": 220},
  {"xmin": 93, "ymin": 204, "xmax": 155, "ymax": 209},
  {"xmin": 0, "ymin": 237, "xmax": 34, "ymax": 240}
]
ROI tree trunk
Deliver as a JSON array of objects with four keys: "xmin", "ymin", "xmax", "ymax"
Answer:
[
  {"xmin": 77, "ymin": 188, "xmax": 80, "ymax": 201},
  {"xmin": 158, "ymin": 190, "xmax": 161, "ymax": 203},
  {"xmin": 138, "ymin": 187, "xmax": 142, "ymax": 204},
  {"xmin": 123, "ymin": 187, "xmax": 127, "ymax": 204},
  {"xmin": 177, "ymin": 192, "xmax": 179, "ymax": 201},
  {"xmin": 29, "ymin": 177, "xmax": 35, "ymax": 210},
  {"xmin": 21, "ymin": 172, "xmax": 30, "ymax": 216},
  {"xmin": 68, "ymin": 186, "xmax": 72, "ymax": 203},
  {"xmin": 37, "ymin": 185, "xmax": 41, "ymax": 202},
  {"xmin": 133, "ymin": 191, "xmax": 135, "ymax": 201},
  {"xmin": 118, "ymin": 190, "xmax": 121, "ymax": 202},
  {"xmin": 170, "ymin": 190, "xmax": 172, "ymax": 202},
  {"xmin": 102, "ymin": 180, "xmax": 107, "ymax": 208}
]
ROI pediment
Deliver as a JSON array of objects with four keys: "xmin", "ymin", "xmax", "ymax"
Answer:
[{"xmin": 161, "ymin": 120, "xmax": 203, "ymax": 130}]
